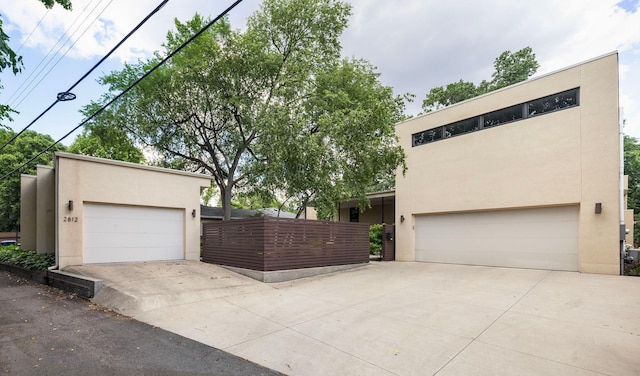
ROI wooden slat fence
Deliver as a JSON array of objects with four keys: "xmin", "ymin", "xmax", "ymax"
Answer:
[
  {"xmin": 202, "ymin": 217, "xmax": 369, "ymax": 272},
  {"xmin": 0, "ymin": 232, "xmax": 20, "ymax": 242},
  {"xmin": 381, "ymin": 224, "xmax": 395, "ymax": 261}
]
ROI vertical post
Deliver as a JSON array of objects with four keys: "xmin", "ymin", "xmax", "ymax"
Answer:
[{"xmin": 381, "ymin": 197, "xmax": 385, "ymax": 224}]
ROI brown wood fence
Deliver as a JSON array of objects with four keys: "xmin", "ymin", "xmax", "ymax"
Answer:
[
  {"xmin": 0, "ymin": 232, "xmax": 20, "ymax": 242},
  {"xmin": 381, "ymin": 224, "xmax": 395, "ymax": 261},
  {"xmin": 202, "ymin": 217, "xmax": 369, "ymax": 272}
]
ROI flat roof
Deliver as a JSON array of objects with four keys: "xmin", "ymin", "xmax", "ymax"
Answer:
[{"xmin": 55, "ymin": 152, "xmax": 212, "ymax": 181}]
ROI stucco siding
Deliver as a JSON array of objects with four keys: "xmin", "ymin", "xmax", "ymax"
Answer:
[
  {"xmin": 55, "ymin": 153, "xmax": 210, "ymax": 269},
  {"xmin": 395, "ymin": 53, "xmax": 621, "ymax": 274}
]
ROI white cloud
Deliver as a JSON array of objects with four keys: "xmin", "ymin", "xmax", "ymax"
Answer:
[{"xmin": 1, "ymin": 0, "xmax": 639, "ymax": 138}]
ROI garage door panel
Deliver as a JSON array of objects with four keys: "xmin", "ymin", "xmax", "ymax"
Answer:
[
  {"xmin": 415, "ymin": 206, "xmax": 578, "ymax": 271},
  {"xmin": 419, "ymin": 249, "xmax": 578, "ymax": 270},
  {"xmin": 84, "ymin": 246, "xmax": 182, "ymax": 264},
  {"xmin": 84, "ymin": 216, "xmax": 182, "ymax": 234},
  {"xmin": 85, "ymin": 232, "xmax": 183, "ymax": 249},
  {"xmin": 420, "ymin": 236, "xmax": 578, "ymax": 254},
  {"xmin": 84, "ymin": 203, "xmax": 184, "ymax": 264}
]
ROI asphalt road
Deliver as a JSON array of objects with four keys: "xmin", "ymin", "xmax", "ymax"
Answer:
[{"xmin": 0, "ymin": 271, "xmax": 285, "ymax": 376}]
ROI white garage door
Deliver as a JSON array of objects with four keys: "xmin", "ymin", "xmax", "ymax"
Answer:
[
  {"xmin": 415, "ymin": 206, "xmax": 579, "ymax": 271},
  {"xmin": 84, "ymin": 203, "xmax": 184, "ymax": 264}
]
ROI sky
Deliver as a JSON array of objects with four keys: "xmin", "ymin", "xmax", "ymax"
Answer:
[{"xmin": 0, "ymin": 0, "xmax": 639, "ymax": 147}]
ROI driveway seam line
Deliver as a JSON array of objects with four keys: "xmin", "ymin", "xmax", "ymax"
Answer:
[
  {"xmin": 221, "ymin": 297, "xmax": 400, "ymax": 375},
  {"xmin": 432, "ymin": 270, "xmax": 552, "ymax": 375}
]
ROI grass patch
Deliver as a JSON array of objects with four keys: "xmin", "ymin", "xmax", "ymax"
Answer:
[{"xmin": 0, "ymin": 246, "xmax": 55, "ymax": 271}]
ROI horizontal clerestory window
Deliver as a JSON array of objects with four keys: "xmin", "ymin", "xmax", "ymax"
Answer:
[{"xmin": 412, "ymin": 87, "xmax": 579, "ymax": 147}]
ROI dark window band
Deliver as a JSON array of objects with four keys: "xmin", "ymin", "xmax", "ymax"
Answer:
[{"xmin": 412, "ymin": 88, "xmax": 580, "ymax": 147}]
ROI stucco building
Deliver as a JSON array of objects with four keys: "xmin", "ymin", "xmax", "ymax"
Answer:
[
  {"xmin": 21, "ymin": 152, "xmax": 211, "ymax": 269},
  {"xmin": 394, "ymin": 52, "xmax": 622, "ymax": 275}
]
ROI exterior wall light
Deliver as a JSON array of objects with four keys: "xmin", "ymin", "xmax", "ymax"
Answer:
[
  {"xmin": 192, "ymin": 209, "xmax": 196, "ymax": 218},
  {"xmin": 595, "ymin": 203, "xmax": 602, "ymax": 214},
  {"xmin": 400, "ymin": 215, "xmax": 405, "ymax": 223},
  {"xmin": 68, "ymin": 200, "xmax": 73, "ymax": 211}
]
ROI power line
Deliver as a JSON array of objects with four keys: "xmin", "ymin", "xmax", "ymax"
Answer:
[
  {"xmin": 0, "ymin": 0, "xmax": 244, "ymax": 181},
  {"xmin": 12, "ymin": 0, "xmax": 117, "ymax": 110},
  {"xmin": 15, "ymin": 9, "xmax": 51, "ymax": 54},
  {"xmin": 0, "ymin": 0, "xmax": 170, "ymax": 153},
  {"xmin": 8, "ymin": 0, "xmax": 114, "ymax": 108},
  {"xmin": 6, "ymin": 0, "xmax": 101, "ymax": 106},
  {"xmin": 12, "ymin": 0, "xmax": 116, "ymax": 110}
]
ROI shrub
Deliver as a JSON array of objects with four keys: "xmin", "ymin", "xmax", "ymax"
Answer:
[
  {"xmin": 0, "ymin": 246, "xmax": 55, "ymax": 271},
  {"xmin": 369, "ymin": 224, "xmax": 383, "ymax": 255}
]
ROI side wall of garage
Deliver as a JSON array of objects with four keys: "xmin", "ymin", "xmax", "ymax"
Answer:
[
  {"xmin": 395, "ymin": 53, "xmax": 621, "ymax": 274},
  {"xmin": 55, "ymin": 153, "xmax": 211, "ymax": 269}
]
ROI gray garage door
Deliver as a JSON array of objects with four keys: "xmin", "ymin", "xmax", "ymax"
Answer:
[
  {"xmin": 84, "ymin": 203, "xmax": 184, "ymax": 264},
  {"xmin": 415, "ymin": 206, "xmax": 579, "ymax": 271}
]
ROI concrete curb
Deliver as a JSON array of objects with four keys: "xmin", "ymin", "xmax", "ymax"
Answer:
[
  {"xmin": 0, "ymin": 262, "xmax": 104, "ymax": 299},
  {"xmin": 220, "ymin": 262, "xmax": 369, "ymax": 283}
]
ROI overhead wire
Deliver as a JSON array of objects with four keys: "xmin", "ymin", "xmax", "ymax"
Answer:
[
  {"xmin": 11, "ymin": 0, "xmax": 117, "ymax": 110},
  {"xmin": 0, "ymin": 0, "xmax": 170, "ymax": 153},
  {"xmin": 6, "ymin": 0, "xmax": 100, "ymax": 106},
  {"xmin": 0, "ymin": 0, "xmax": 245, "ymax": 181},
  {"xmin": 7, "ymin": 0, "xmax": 112, "ymax": 108},
  {"xmin": 15, "ymin": 9, "xmax": 51, "ymax": 54}
]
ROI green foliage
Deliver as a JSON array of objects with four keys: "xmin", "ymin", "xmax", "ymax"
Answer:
[
  {"xmin": 624, "ymin": 135, "xmax": 640, "ymax": 246},
  {"xmin": 87, "ymin": 0, "xmax": 405, "ymax": 221},
  {"xmin": 422, "ymin": 47, "xmax": 539, "ymax": 113},
  {"xmin": 0, "ymin": 245, "xmax": 55, "ymax": 270},
  {"xmin": 369, "ymin": 224, "xmax": 383, "ymax": 255},
  {"xmin": 254, "ymin": 58, "xmax": 407, "ymax": 220},
  {"xmin": 68, "ymin": 107, "xmax": 144, "ymax": 163},
  {"xmin": 0, "ymin": 0, "xmax": 72, "ymax": 125},
  {"xmin": 490, "ymin": 47, "xmax": 539, "ymax": 90},
  {"xmin": 0, "ymin": 129, "xmax": 65, "ymax": 231},
  {"xmin": 626, "ymin": 264, "xmax": 640, "ymax": 276}
]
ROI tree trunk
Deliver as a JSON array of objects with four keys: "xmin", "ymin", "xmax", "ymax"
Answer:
[{"xmin": 221, "ymin": 184, "xmax": 233, "ymax": 220}]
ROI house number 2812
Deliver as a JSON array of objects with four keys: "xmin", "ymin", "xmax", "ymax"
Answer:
[{"xmin": 63, "ymin": 216, "xmax": 78, "ymax": 223}]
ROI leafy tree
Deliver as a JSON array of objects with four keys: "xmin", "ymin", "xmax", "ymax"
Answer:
[
  {"xmin": 0, "ymin": 0, "xmax": 72, "ymax": 126},
  {"xmin": 624, "ymin": 134, "xmax": 640, "ymax": 245},
  {"xmin": 253, "ymin": 58, "xmax": 406, "ymax": 218},
  {"xmin": 69, "ymin": 104, "xmax": 144, "ymax": 163},
  {"xmin": 86, "ymin": 0, "xmax": 406, "ymax": 220},
  {"xmin": 0, "ymin": 129, "xmax": 66, "ymax": 231},
  {"xmin": 422, "ymin": 47, "xmax": 539, "ymax": 112},
  {"xmin": 490, "ymin": 47, "xmax": 539, "ymax": 90}
]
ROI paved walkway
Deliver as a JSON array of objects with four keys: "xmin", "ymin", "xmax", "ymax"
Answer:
[{"xmin": 66, "ymin": 261, "xmax": 640, "ymax": 376}]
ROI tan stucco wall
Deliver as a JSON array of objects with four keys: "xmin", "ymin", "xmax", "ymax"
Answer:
[
  {"xmin": 625, "ymin": 209, "xmax": 634, "ymax": 246},
  {"xmin": 36, "ymin": 166, "xmax": 55, "ymax": 254},
  {"xmin": 19, "ymin": 175, "xmax": 37, "ymax": 251},
  {"xmin": 338, "ymin": 201, "xmax": 395, "ymax": 225},
  {"xmin": 395, "ymin": 53, "xmax": 620, "ymax": 274},
  {"xmin": 55, "ymin": 153, "xmax": 211, "ymax": 269}
]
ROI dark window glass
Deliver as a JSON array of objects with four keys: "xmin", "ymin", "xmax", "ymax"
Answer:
[
  {"xmin": 527, "ymin": 88, "xmax": 579, "ymax": 117},
  {"xmin": 349, "ymin": 207, "xmax": 359, "ymax": 222},
  {"xmin": 413, "ymin": 127, "xmax": 443, "ymax": 146},
  {"xmin": 484, "ymin": 104, "xmax": 523, "ymax": 128},
  {"xmin": 445, "ymin": 118, "xmax": 479, "ymax": 137},
  {"xmin": 411, "ymin": 88, "xmax": 580, "ymax": 147}
]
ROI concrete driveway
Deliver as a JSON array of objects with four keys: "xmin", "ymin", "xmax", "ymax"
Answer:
[{"xmin": 65, "ymin": 261, "xmax": 640, "ymax": 376}]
